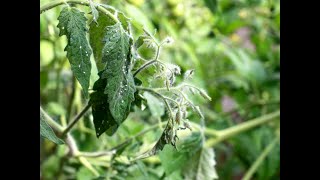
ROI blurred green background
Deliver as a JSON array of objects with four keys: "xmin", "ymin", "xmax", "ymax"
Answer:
[{"xmin": 40, "ymin": 0, "xmax": 280, "ymax": 179}]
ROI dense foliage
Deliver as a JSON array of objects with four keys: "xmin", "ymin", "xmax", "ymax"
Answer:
[{"xmin": 40, "ymin": 0, "xmax": 280, "ymax": 179}]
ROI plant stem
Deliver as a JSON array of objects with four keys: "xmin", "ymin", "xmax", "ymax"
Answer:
[
  {"xmin": 41, "ymin": 105, "xmax": 99, "ymax": 175},
  {"xmin": 242, "ymin": 136, "xmax": 279, "ymax": 180},
  {"xmin": 78, "ymin": 156, "xmax": 100, "ymax": 176},
  {"xmin": 40, "ymin": 0, "xmax": 119, "ymax": 23},
  {"xmin": 205, "ymin": 110, "xmax": 280, "ymax": 147},
  {"xmin": 62, "ymin": 103, "xmax": 92, "ymax": 136},
  {"xmin": 76, "ymin": 121, "xmax": 167, "ymax": 160},
  {"xmin": 136, "ymin": 86, "xmax": 178, "ymax": 120},
  {"xmin": 40, "ymin": 106, "xmax": 64, "ymax": 133},
  {"xmin": 66, "ymin": 75, "xmax": 76, "ymax": 121},
  {"xmin": 133, "ymin": 45, "xmax": 161, "ymax": 77},
  {"xmin": 133, "ymin": 59, "xmax": 157, "ymax": 77}
]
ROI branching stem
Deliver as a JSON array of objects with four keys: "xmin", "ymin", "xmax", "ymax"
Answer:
[
  {"xmin": 205, "ymin": 110, "xmax": 280, "ymax": 147},
  {"xmin": 133, "ymin": 45, "xmax": 161, "ymax": 77}
]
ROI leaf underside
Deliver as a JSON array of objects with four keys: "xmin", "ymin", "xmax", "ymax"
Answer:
[{"xmin": 57, "ymin": 7, "xmax": 92, "ymax": 97}]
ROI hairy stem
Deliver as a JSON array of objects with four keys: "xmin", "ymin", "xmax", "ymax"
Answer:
[
  {"xmin": 133, "ymin": 45, "xmax": 161, "ymax": 77},
  {"xmin": 40, "ymin": 0, "xmax": 119, "ymax": 23},
  {"xmin": 205, "ymin": 110, "xmax": 280, "ymax": 147},
  {"xmin": 62, "ymin": 103, "xmax": 92, "ymax": 136},
  {"xmin": 242, "ymin": 136, "xmax": 279, "ymax": 180},
  {"xmin": 136, "ymin": 86, "xmax": 179, "ymax": 120}
]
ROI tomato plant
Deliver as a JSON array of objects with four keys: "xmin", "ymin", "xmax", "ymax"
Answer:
[{"xmin": 40, "ymin": 0, "xmax": 279, "ymax": 179}]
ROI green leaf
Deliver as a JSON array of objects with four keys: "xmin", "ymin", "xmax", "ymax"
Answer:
[
  {"xmin": 57, "ymin": 7, "xmax": 92, "ymax": 97},
  {"xmin": 159, "ymin": 145, "xmax": 188, "ymax": 175},
  {"xmin": 177, "ymin": 132, "xmax": 203, "ymax": 154},
  {"xmin": 143, "ymin": 91, "xmax": 164, "ymax": 118},
  {"xmin": 134, "ymin": 36, "xmax": 145, "ymax": 50},
  {"xmin": 40, "ymin": 111, "xmax": 64, "ymax": 144},
  {"xmin": 90, "ymin": 91, "xmax": 119, "ymax": 137},
  {"xmin": 183, "ymin": 147, "xmax": 218, "ymax": 180},
  {"xmin": 90, "ymin": 72, "xmax": 119, "ymax": 137},
  {"xmin": 76, "ymin": 167, "xmax": 96, "ymax": 180},
  {"xmin": 159, "ymin": 132, "xmax": 203, "ymax": 175},
  {"xmin": 118, "ymin": 11, "xmax": 131, "ymax": 33},
  {"xmin": 124, "ymin": 4, "xmax": 155, "ymax": 32},
  {"xmin": 89, "ymin": 14, "xmax": 115, "ymax": 71},
  {"xmin": 101, "ymin": 22, "xmax": 135, "ymax": 124}
]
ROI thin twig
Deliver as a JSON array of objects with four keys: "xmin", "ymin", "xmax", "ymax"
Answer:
[{"xmin": 62, "ymin": 103, "xmax": 92, "ymax": 136}]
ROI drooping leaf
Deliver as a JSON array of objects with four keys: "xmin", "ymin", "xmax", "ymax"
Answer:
[
  {"xmin": 89, "ymin": 14, "xmax": 115, "ymax": 71},
  {"xmin": 150, "ymin": 121, "xmax": 175, "ymax": 154},
  {"xmin": 90, "ymin": 91, "xmax": 119, "ymax": 137},
  {"xmin": 143, "ymin": 91, "xmax": 165, "ymax": 118},
  {"xmin": 133, "ymin": 121, "xmax": 174, "ymax": 160},
  {"xmin": 183, "ymin": 147, "xmax": 218, "ymax": 180},
  {"xmin": 101, "ymin": 22, "xmax": 135, "ymax": 124},
  {"xmin": 40, "ymin": 111, "xmax": 64, "ymax": 144},
  {"xmin": 57, "ymin": 7, "xmax": 92, "ymax": 97},
  {"xmin": 90, "ymin": 71, "xmax": 119, "ymax": 137}
]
